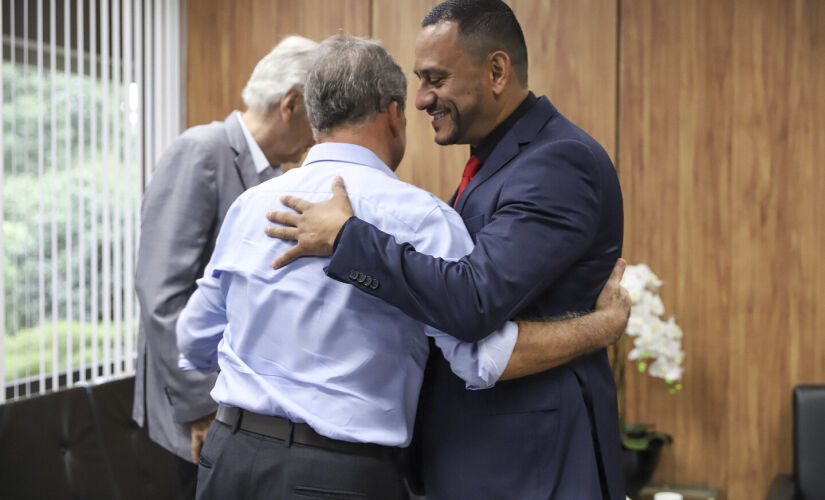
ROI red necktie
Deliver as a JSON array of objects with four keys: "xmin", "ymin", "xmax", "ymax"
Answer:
[{"xmin": 453, "ymin": 155, "xmax": 481, "ymax": 208}]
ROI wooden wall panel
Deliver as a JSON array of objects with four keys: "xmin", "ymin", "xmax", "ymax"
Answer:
[
  {"xmin": 185, "ymin": 1, "xmax": 825, "ymax": 498},
  {"xmin": 186, "ymin": 0, "xmax": 372, "ymax": 128},
  {"xmin": 372, "ymin": 0, "xmax": 616, "ymax": 201},
  {"xmin": 510, "ymin": 0, "xmax": 617, "ymax": 160},
  {"xmin": 370, "ymin": 1, "xmax": 466, "ymax": 200},
  {"xmin": 619, "ymin": 1, "xmax": 825, "ymax": 498}
]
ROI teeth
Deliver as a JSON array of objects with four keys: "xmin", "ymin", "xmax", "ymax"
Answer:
[{"xmin": 432, "ymin": 112, "xmax": 447, "ymax": 120}]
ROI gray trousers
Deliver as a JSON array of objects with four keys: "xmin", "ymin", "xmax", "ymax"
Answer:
[{"xmin": 195, "ymin": 420, "xmax": 408, "ymax": 500}]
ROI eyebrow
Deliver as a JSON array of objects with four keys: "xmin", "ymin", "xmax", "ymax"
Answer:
[{"xmin": 414, "ymin": 68, "xmax": 449, "ymax": 79}]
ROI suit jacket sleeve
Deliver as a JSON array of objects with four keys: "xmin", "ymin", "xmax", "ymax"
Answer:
[
  {"xmin": 136, "ymin": 136, "xmax": 220, "ymax": 423},
  {"xmin": 326, "ymin": 139, "xmax": 603, "ymax": 343}
]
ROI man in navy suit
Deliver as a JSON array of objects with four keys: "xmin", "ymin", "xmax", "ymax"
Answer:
[{"xmin": 266, "ymin": 1, "xmax": 625, "ymax": 498}]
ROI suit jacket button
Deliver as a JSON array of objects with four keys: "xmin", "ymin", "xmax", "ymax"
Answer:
[
  {"xmin": 357, "ymin": 272, "xmax": 366, "ymax": 283},
  {"xmin": 349, "ymin": 270, "xmax": 359, "ymax": 280},
  {"xmin": 363, "ymin": 276, "xmax": 373, "ymax": 287},
  {"xmin": 370, "ymin": 279, "xmax": 379, "ymax": 290}
]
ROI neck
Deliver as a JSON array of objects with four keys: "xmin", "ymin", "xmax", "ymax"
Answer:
[
  {"xmin": 241, "ymin": 108, "xmax": 286, "ymax": 165},
  {"xmin": 472, "ymin": 86, "xmax": 530, "ymax": 147},
  {"xmin": 319, "ymin": 116, "xmax": 397, "ymax": 170}
]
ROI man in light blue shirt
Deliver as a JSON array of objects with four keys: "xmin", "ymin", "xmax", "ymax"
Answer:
[
  {"xmin": 133, "ymin": 35, "xmax": 319, "ymax": 499},
  {"xmin": 177, "ymin": 35, "xmax": 629, "ymax": 500}
]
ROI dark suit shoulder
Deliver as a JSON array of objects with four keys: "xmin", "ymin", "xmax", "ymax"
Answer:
[{"xmin": 538, "ymin": 109, "xmax": 613, "ymax": 165}]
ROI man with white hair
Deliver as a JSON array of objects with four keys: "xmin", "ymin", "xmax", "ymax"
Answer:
[{"xmin": 132, "ymin": 35, "xmax": 318, "ymax": 499}]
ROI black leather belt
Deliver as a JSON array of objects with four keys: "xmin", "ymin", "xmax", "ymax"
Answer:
[{"xmin": 215, "ymin": 405, "xmax": 399, "ymax": 460}]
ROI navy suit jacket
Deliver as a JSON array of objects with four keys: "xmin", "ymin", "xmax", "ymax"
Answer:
[{"xmin": 326, "ymin": 97, "xmax": 625, "ymax": 499}]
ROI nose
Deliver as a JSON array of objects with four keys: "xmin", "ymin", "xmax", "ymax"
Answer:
[{"xmin": 415, "ymin": 84, "xmax": 435, "ymax": 111}]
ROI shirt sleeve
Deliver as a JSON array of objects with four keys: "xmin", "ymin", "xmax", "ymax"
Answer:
[
  {"xmin": 176, "ymin": 268, "xmax": 228, "ymax": 373},
  {"xmin": 393, "ymin": 201, "xmax": 518, "ymax": 389},
  {"xmin": 427, "ymin": 321, "xmax": 518, "ymax": 390},
  {"xmin": 175, "ymin": 195, "xmax": 247, "ymax": 374}
]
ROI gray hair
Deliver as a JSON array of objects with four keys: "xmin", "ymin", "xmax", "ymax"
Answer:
[
  {"xmin": 304, "ymin": 35, "xmax": 407, "ymax": 135},
  {"xmin": 241, "ymin": 35, "xmax": 320, "ymax": 113}
]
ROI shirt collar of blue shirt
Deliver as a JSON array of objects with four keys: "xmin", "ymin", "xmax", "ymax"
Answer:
[{"xmin": 302, "ymin": 142, "xmax": 397, "ymax": 179}]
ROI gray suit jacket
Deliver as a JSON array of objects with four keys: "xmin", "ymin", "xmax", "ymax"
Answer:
[{"xmin": 133, "ymin": 112, "xmax": 279, "ymax": 460}]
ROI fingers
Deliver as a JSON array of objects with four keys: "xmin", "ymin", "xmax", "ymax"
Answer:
[
  {"xmin": 272, "ymin": 245, "xmax": 303, "ymax": 269},
  {"xmin": 608, "ymin": 258, "xmax": 627, "ymax": 284},
  {"xmin": 280, "ymin": 194, "xmax": 314, "ymax": 213},
  {"xmin": 190, "ymin": 430, "xmax": 203, "ymax": 463},
  {"xmin": 331, "ymin": 176, "xmax": 349, "ymax": 200},
  {"xmin": 266, "ymin": 210, "xmax": 302, "ymax": 227},
  {"xmin": 264, "ymin": 225, "xmax": 299, "ymax": 241}
]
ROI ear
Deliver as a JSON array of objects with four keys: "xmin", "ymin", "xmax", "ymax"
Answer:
[
  {"xmin": 488, "ymin": 51, "xmax": 511, "ymax": 96},
  {"xmin": 387, "ymin": 100, "xmax": 404, "ymax": 138},
  {"xmin": 279, "ymin": 87, "xmax": 302, "ymax": 122}
]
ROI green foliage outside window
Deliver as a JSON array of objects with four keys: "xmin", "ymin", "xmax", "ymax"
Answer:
[{"xmin": 2, "ymin": 60, "xmax": 138, "ymax": 384}]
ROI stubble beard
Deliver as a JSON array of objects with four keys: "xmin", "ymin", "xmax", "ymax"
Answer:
[{"xmin": 434, "ymin": 111, "xmax": 461, "ymax": 146}]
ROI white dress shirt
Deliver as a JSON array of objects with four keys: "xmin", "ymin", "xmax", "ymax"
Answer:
[{"xmin": 236, "ymin": 111, "xmax": 282, "ymax": 176}]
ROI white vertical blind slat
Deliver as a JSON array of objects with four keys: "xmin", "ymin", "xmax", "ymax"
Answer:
[
  {"xmin": 123, "ymin": 0, "xmax": 135, "ymax": 373},
  {"xmin": 37, "ymin": 0, "xmax": 46, "ymax": 395},
  {"xmin": 101, "ymin": 0, "xmax": 111, "ymax": 380},
  {"xmin": 173, "ymin": 1, "xmax": 181, "ymax": 137},
  {"xmin": 50, "ymin": 0, "xmax": 59, "ymax": 392},
  {"xmin": 101, "ymin": 0, "xmax": 112, "ymax": 380},
  {"xmin": 133, "ymin": 0, "xmax": 143, "ymax": 359},
  {"xmin": 166, "ymin": 1, "xmax": 174, "ymax": 139},
  {"xmin": 113, "ymin": 0, "xmax": 123, "ymax": 377},
  {"xmin": 90, "ymin": 0, "xmax": 100, "ymax": 382},
  {"xmin": 22, "ymin": 0, "xmax": 30, "ymax": 398},
  {"xmin": 77, "ymin": 0, "xmax": 87, "ymax": 383},
  {"xmin": 153, "ymin": 0, "xmax": 162, "ymax": 165},
  {"xmin": 0, "ymin": 0, "xmax": 6, "ymax": 405},
  {"xmin": 64, "ymin": 0, "xmax": 74, "ymax": 389},
  {"xmin": 143, "ymin": 0, "xmax": 153, "ymax": 184},
  {"xmin": 9, "ymin": 0, "xmax": 19, "ymax": 400}
]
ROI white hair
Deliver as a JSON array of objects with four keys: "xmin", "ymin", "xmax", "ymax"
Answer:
[{"xmin": 241, "ymin": 35, "xmax": 320, "ymax": 113}]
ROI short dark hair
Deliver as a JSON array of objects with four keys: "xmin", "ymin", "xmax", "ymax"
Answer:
[{"xmin": 422, "ymin": 0, "xmax": 528, "ymax": 87}]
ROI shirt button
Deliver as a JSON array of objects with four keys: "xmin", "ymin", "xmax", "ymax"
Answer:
[
  {"xmin": 357, "ymin": 272, "xmax": 366, "ymax": 283},
  {"xmin": 370, "ymin": 279, "xmax": 380, "ymax": 290},
  {"xmin": 363, "ymin": 276, "xmax": 373, "ymax": 287},
  {"xmin": 349, "ymin": 270, "xmax": 359, "ymax": 280}
]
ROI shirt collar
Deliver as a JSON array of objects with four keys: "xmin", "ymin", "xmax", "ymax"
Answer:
[
  {"xmin": 302, "ymin": 142, "xmax": 397, "ymax": 178},
  {"xmin": 471, "ymin": 91, "xmax": 538, "ymax": 164},
  {"xmin": 236, "ymin": 111, "xmax": 272, "ymax": 174}
]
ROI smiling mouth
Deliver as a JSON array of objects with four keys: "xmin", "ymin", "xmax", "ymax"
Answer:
[{"xmin": 430, "ymin": 110, "xmax": 449, "ymax": 126}]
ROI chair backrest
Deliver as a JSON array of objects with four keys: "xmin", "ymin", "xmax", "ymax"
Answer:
[
  {"xmin": 86, "ymin": 377, "xmax": 178, "ymax": 500},
  {"xmin": 0, "ymin": 385, "xmax": 116, "ymax": 499},
  {"xmin": 0, "ymin": 377, "xmax": 178, "ymax": 500},
  {"xmin": 794, "ymin": 385, "xmax": 825, "ymax": 500}
]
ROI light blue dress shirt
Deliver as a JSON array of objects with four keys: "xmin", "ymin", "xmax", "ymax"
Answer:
[{"xmin": 176, "ymin": 142, "xmax": 518, "ymax": 447}]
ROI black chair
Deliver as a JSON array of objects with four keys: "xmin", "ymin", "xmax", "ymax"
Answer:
[
  {"xmin": 766, "ymin": 385, "xmax": 825, "ymax": 500},
  {"xmin": 0, "ymin": 377, "xmax": 178, "ymax": 500}
]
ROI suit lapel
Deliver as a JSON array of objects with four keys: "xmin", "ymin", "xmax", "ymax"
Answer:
[
  {"xmin": 224, "ymin": 112, "xmax": 261, "ymax": 190},
  {"xmin": 454, "ymin": 97, "xmax": 558, "ymax": 213}
]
